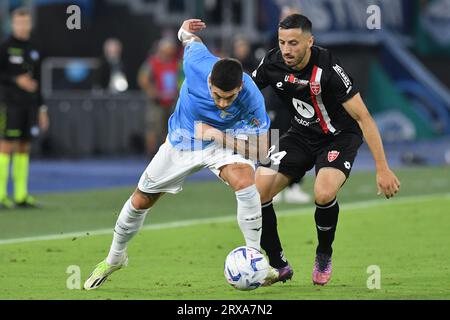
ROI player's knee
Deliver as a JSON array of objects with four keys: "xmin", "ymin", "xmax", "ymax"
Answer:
[
  {"xmin": 131, "ymin": 193, "xmax": 150, "ymax": 210},
  {"xmin": 0, "ymin": 141, "xmax": 14, "ymax": 153},
  {"xmin": 233, "ymin": 178, "xmax": 255, "ymax": 192},
  {"xmin": 222, "ymin": 164, "xmax": 255, "ymax": 192},
  {"xmin": 131, "ymin": 189, "xmax": 160, "ymax": 210},
  {"xmin": 315, "ymin": 189, "xmax": 337, "ymax": 206},
  {"xmin": 228, "ymin": 170, "xmax": 255, "ymax": 192}
]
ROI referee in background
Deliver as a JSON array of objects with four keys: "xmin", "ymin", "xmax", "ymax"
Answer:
[{"xmin": 0, "ymin": 7, "xmax": 49, "ymax": 209}]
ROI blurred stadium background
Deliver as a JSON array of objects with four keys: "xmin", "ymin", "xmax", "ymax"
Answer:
[
  {"xmin": 0, "ymin": 0, "xmax": 449, "ymax": 299},
  {"xmin": 0, "ymin": 0, "xmax": 449, "ymax": 191}
]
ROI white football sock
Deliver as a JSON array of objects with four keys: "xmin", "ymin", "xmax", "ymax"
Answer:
[
  {"xmin": 106, "ymin": 198, "xmax": 149, "ymax": 265},
  {"xmin": 236, "ymin": 184, "xmax": 262, "ymax": 250}
]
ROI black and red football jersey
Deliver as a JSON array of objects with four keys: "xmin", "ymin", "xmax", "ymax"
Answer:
[{"xmin": 252, "ymin": 45, "xmax": 362, "ymax": 143}]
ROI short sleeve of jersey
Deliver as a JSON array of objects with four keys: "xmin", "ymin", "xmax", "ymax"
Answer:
[
  {"xmin": 328, "ymin": 57, "xmax": 359, "ymax": 104},
  {"xmin": 235, "ymin": 74, "xmax": 271, "ymax": 136},
  {"xmin": 251, "ymin": 56, "xmax": 269, "ymax": 90},
  {"xmin": 183, "ymin": 41, "xmax": 217, "ymax": 82}
]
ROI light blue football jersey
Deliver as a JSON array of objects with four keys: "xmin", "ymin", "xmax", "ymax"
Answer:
[{"xmin": 168, "ymin": 41, "xmax": 270, "ymax": 150}]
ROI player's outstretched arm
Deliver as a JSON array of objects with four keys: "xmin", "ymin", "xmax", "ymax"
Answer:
[
  {"xmin": 178, "ymin": 19, "xmax": 206, "ymax": 47},
  {"xmin": 343, "ymin": 93, "xmax": 401, "ymax": 199}
]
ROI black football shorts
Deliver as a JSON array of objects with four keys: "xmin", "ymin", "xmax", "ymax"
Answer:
[
  {"xmin": 0, "ymin": 104, "xmax": 38, "ymax": 141},
  {"xmin": 261, "ymin": 129, "xmax": 363, "ymax": 183}
]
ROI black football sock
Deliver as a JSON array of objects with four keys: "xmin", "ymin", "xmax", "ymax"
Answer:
[
  {"xmin": 260, "ymin": 201, "xmax": 288, "ymax": 268},
  {"xmin": 314, "ymin": 198, "xmax": 339, "ymax": 256}
]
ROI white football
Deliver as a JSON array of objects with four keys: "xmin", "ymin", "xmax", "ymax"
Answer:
[{"xmin": 224, "ymin": 246, "xmax": 270, "ymax": 291}]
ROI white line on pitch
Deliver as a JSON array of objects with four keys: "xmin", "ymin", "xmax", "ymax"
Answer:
[{"xmin": 0, "ymin": 192, "xmax": 448, "ymax": 245}]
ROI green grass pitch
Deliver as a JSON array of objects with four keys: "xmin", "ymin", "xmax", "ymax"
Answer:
[{"xmin": 0, "ymin": 166, "xmax": 449, "ymax": 299}]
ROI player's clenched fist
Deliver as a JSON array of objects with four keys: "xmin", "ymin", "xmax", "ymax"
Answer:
[{"xmin": 180, "ymin": 19, "xmax": 206, "ymax": 34}]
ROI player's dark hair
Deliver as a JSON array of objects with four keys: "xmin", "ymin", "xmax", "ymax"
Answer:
[
  {"xmin": 210, "ymin": 58, "xmax": 243, "ymax": 91},
  {"xmin": 12, "ymin": 7, "xmax": 31, "ymax": 18},
  {"xmin": 279, "ymin": 14, "xmax": 312, "ymax": 33}
]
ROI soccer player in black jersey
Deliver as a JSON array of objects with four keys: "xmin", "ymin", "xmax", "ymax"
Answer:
[{"xmin": 252, "ymin": 14, "xmax": 401, "ymax": 286}]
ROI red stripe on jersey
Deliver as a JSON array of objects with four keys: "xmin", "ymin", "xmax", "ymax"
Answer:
[{"xmin": 310, "ymin": 66, "xmax": 329, "ymax": 134}]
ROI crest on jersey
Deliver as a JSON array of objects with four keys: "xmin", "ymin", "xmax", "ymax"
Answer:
[
  {"xmin": 310, "ymin": 81, "xmax": 321, "ymax": 95},
  {"xmin": 30, "ymin": 50, "xmax": 40, "ymax": 61},
  {"xmin": 220, "ymin": 110, "xmax": 232, "ymax": 119},
  {"xmin": 327, "ymin": 150, "xmax": 340, "ymax": 162},
  {"xmin": 249, "ymin": 118, "xmax": 260, "ymax": 127}
]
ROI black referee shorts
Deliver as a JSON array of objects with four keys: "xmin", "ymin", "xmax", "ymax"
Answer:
[
  {"xmin": 261, "ymin": 129, "xmax": 363, "ymax": 183},
  {"xmin": 0, "ymin": 103, "xmax": 38, "ymax": 141}
]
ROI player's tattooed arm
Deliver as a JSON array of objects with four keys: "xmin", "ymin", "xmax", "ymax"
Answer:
[
  {"xmin": 178, "ymin": 19, "xmax": 206, "ymax": 47},
  {"xmin": 343, "ymin": 93, "xmax": 401, "ymax": 199},
  {"xmin": 195, "ymin": 122, "xmax": 269, "ymax": 161}
]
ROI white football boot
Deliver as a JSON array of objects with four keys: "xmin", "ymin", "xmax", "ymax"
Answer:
[{"xmin": 84, "ymin": 254, "xmax": 128, "ymax": 290}]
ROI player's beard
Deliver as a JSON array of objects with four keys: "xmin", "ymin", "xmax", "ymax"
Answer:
[{"xmin": 284, "ymin": 49, "xmax": 307, "ymax": 69}]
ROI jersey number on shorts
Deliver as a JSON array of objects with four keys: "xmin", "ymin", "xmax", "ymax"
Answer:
[{"xmin": 267, "ymin": 145, "xmax": 287, "ymax": 166}]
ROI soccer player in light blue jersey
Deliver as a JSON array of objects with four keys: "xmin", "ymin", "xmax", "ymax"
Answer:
[{"xmin": 84, "ymin": 19, "xmax": 276, "ymax": 290}]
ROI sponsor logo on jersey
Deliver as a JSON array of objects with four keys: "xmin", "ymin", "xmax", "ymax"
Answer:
[
  {"xmin": 292, "ymin": 98, "xmax": 315, "ymax": 119},
  {"xmin": 9, "ymin": 55, "xmax": 23, "ymax": 64},
  {"xmin": 333, "ymin": 64, "xmax": 351, "ymax": 88},
  {"xmin": 8, "ymin": 47, "xmax": 23, "ymax": 55},
  {"xmin": 220, "ymin": 110, "xmax": 232, "ymax": 119},
  {"xmin": 294, "ymin": 116, "xmax": 320, "ymax": 127},
  {"xmin": 344, "ymin": 161, "xmax": 351, "ymax": 170},
  {"xmin": 327, "ymin": 150, "xmax": 340, "ymax": 162},
  {"xmin": 30, "ymin": 50, "xmax": 39, "ymax": 61},
  {"xmin": 276, "ymin": 82, "xmax": 284, "ymax": 90},
  {"xmin": 309, "ymin": 81, "xmax": 321, "ymax": 95},
  {"xmin": 284, "ymin": 74, "xmax": 309, "ymax": 86}
]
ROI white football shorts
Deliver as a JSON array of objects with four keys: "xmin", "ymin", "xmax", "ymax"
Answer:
[{"xmin": 137, "ymin": 138, "xmax": 255, "ymax": 194}]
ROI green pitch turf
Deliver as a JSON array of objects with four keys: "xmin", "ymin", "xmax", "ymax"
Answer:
[{"xmin": 0, "ymin": 166, "xmax": 449, "ymax": 299}]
